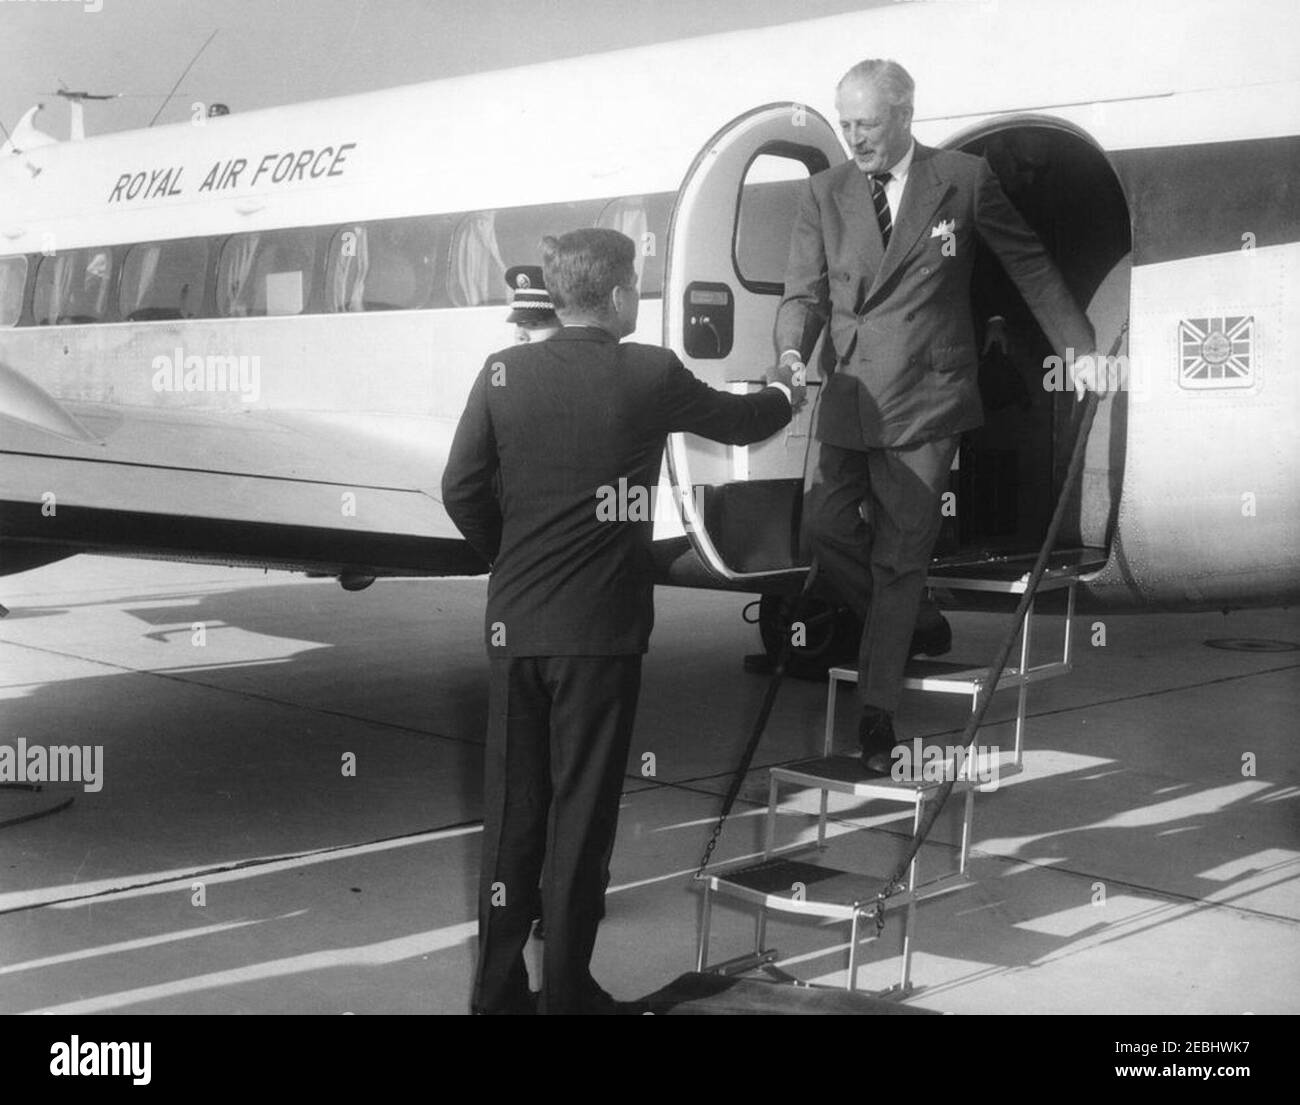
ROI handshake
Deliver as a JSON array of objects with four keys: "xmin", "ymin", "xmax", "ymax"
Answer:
[{"xmin": 767, "ymin": 350, "xmax": 809, "ymax": 411}]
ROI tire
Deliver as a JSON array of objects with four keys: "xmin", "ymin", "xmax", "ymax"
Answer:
[{"xmin": 757, "ymin": 592, "xmax": 861, "ymax": 673}]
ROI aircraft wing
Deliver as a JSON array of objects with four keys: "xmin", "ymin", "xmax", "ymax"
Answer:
[{"xmin": 0, "ymin": 367, "xmax": 485, "ymax": 579}]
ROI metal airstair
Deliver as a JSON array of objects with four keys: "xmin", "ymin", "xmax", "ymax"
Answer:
[{"xmin": 694, "ymin": 546, "xmax": 1106, "ymax": 997}]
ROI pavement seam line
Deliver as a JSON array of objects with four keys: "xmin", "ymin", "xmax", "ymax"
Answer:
[
  {"xmin": 0, "ymin": 638, "xmax": 482, "ymax": 748},
  {"xmin": 0, "ymin": 817, "xmax": 484, "ymax": 916}
]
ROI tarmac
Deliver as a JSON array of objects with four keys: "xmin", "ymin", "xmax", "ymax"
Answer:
[{"xmin": 0, "ymin": 555, "xmax": 1297, "ymax": 1014}]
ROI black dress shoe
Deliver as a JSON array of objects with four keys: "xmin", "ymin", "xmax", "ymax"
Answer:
[
  {"xmin": 858, "ymin": 708, "xmax": 896, "ymax": 776},
  {"xmin": 909, "ymin": 615, "xmax": 953, "ymax": 658},
  {"xmin": 862, "ymin": 749, "xmax": 894, "ymax": 776}
]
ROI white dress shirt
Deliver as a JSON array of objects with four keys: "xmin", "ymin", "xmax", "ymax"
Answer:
[{"xmin": 870, "ymin": 138, "xmax": 916, "ymax": 226}]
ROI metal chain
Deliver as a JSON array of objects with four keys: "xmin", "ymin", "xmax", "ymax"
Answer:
[
  {"xmin": 693, "ymin": 566, "xmax": 820, "ymax": 882},
  {"xmin": 693, "ymin": 819, "xmax": 724, "ymax": 882}
]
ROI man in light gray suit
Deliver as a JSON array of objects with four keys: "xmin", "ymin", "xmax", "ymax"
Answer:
[{"xmin": 776, "ymin": 59, "xmax": 1103, "ymax": 772}]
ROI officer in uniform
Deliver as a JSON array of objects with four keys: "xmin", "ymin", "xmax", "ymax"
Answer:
[{"xmin": 505, "ymin": 265, "xmax": 561, "ymax": 344}]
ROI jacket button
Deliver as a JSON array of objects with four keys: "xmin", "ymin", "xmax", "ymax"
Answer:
[
  {"xmin": 921, "ymin": 266, "xmax": 930, "ymax": 276},
  {"xmin": 905, "ymin": 311, "xmax": 915, "ymax": 321}
]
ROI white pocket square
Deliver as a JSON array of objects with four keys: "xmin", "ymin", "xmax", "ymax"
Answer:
[{"xmin": 930, "ymin": 219, "xmax": 955, "ymax": 238}]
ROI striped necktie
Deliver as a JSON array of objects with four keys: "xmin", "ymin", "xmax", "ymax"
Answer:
[{"xmin": 868, "ymin": 170, "xmax": 893, "ymax": 249}]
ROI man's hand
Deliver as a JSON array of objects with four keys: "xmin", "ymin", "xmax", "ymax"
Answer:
[
  {"xmin": 771, "ymin": 353, "xmax": 807, "ymax": 411},
  {"xmin": 1068, "ymin": 351, "xmax": 1108, "ymax": 403},
  {"xmin": 982, "ymin": 316, "xmax": 1009, "ymax": 355}
]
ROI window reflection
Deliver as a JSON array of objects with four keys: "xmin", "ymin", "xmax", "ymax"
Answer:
[
  {"xmin": 33, "ymin": 248, "xmax": 115, "ymax": 325},
  {"xmin": 327, "ymin": 217, "xmax": 448, "ymax": 313},
  {"xmin": 217, "ymin": 230, "xmax": 316, "ymax": 317},
  {"xmin": 0, "ymin": 256, "xmax": 27, "ymax": 327},
  {"xmin": 735, "ymin": 154, "xmax": 811, "ymax": 288},
  {"xmin": 120, "ymin": 238, "xmax": 208, "ymax": 321},
  {"xmin": 16, "ymin": 189, "xmax": 678, "ymax": 326}
]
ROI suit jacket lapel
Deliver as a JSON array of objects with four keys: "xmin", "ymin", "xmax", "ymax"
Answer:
[
  {"xmin": 831, "ymin": 166, "xmax": 883, "ymax": 302},
  {"xmin": 863, "ymin": 144, "xmax": 952, "ymax": 306}
]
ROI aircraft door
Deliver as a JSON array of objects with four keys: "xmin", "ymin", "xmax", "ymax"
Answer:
[{"xmin": 664, "ymin": 103, "xmax": 846, "ymax": 584}]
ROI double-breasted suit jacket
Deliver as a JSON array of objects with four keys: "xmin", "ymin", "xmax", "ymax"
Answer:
[{"xmin": 774, "ymin": 142, "xmax": 1095, "ymax": 450}]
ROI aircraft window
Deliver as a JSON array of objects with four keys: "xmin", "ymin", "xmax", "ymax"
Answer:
[
  {"xmin": 735, "ymin": 153, "xmax": 811, "ymax": 290},
  {"xmin": 491, "ymin": 200, "xmax": 607, "ymax": 302},
  {"xmin": 326, "ymin": 217, "xmax": 445, "ymax": 312},
  {"xmin": 18, "ymin": 192, "xmax": 678, "ymax": 326},
  {"xmin": 217, "ymin": 229, "xmax": 317, "ymax": 317},
  {"xmin": 120, "ymin": 238, "xmax": 209, "ymax": 321},
  {"xmin": 596, "ymin": 194, "xmax": 674, "ymax": 297},
  {"xmin": 0, "ymin": 256, "xmax": 26, "ymax": 326},
  {"xmin": 449, "ymin": 200, "xmax": 606, "ymax": 307},
  {"xmin": 447, "ymin": 212, "xmax": 507, "ymax": 307},
  {"xmin": 33, "ymin": 248, "xmax": 116, "ymax": 325}
]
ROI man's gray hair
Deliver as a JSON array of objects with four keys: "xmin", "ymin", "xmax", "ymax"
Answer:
[
  {"xmin": 541, "ymin": 228, "xmax": 637, "ymax": 315},
  {"xmin": 837, "ymin": 59, "xmax": 915, "ymax": 114}
]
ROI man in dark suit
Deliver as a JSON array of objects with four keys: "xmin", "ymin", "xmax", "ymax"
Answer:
[
  {"xmin": 443, "ymin": 228, "xmax": 800, "ymax": 1014},
  {"xmin": 776, "ymin": 59, "xmax": 1104, "ymax": 773}
]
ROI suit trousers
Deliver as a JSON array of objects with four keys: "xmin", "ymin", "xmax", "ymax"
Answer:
[
  {"xmin": 807, "ymin": 436, "xmax": 960, "ymax": 714},
  {"xmin": 472, "ymin": 653, "xmax": 642, "ymax": 1015}
]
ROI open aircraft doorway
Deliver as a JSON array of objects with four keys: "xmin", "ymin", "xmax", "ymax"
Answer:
[
  {"xmin": 663, "ymin": 108, "xmax": 1135, "ymax": 665},
  {"xmin": 950, "ymin": 121, "xmax": 1133, "ymax": 572}
]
